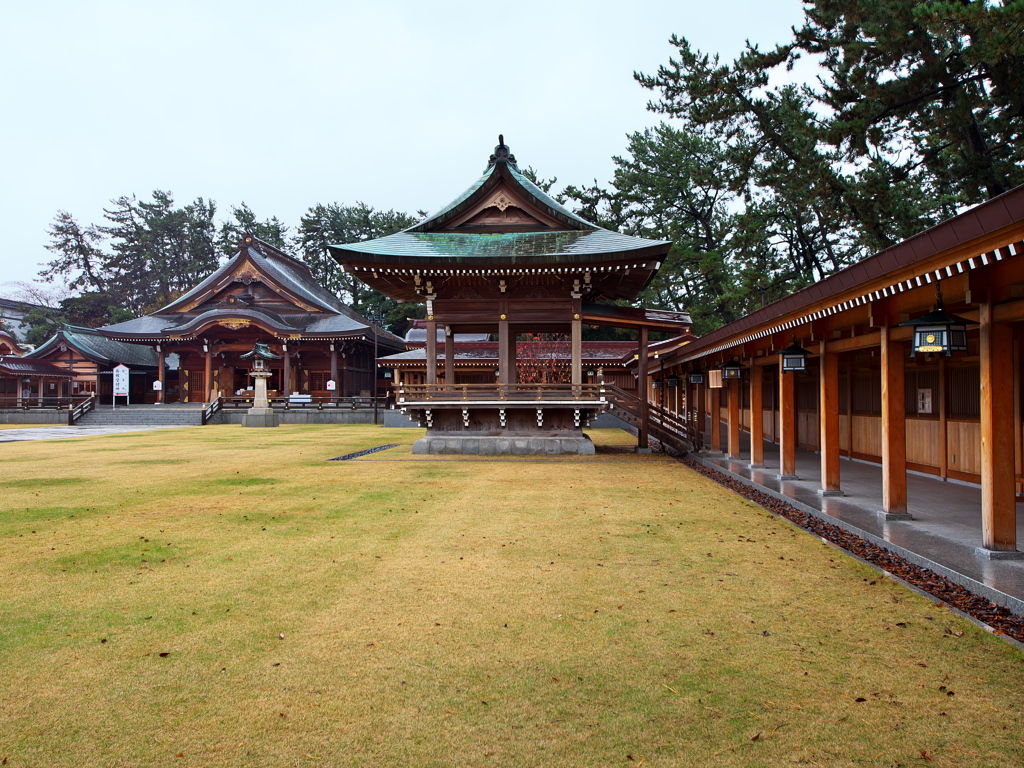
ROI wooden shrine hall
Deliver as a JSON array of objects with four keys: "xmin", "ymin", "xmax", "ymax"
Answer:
[
  {"xmin": 99, "ymin": 235, "xmax": 404, "ymax": 404},
  {"xmin": 656, "ymin": 184, "xmax": 1024, "ymax": 558},
  {"xmin": 331, "ymin": 136, "xmax": 691, "ymax": 454}
]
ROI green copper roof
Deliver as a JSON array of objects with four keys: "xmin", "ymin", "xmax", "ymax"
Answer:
[
  {"xmin": 333, "ymin": 229, "xmax": 668, "ymax": 265},
  {"xmin": 331, "ymin": 137, "xmax": 670, "ymax": 266}
]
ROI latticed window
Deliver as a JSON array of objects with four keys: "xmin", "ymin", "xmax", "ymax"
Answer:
[
  {"xmin": 309, "ymin": 370, "xmax": 331, "ymax": 391},
  {"xmin": 948, "ymin": 366, "xmax": 980, "ymax": 419}
]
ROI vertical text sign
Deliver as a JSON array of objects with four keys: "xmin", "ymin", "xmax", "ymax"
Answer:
[{"xmin": 113, "ymin": 365, "xmax": 130, "ymax": 397}]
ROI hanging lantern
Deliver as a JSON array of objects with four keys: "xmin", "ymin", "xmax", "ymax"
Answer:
[
  {"xmin": 666, "ymin": 374, "xmax": 680, "ymax": 388},
  {"xmin": 779, "ymin": 338, "xmax": 812, "ymax": 372},
  {"xmin": 688, "ymin": 369, "xmax": 705, "ymax": 385},
  {"xmin": 721, "ymin": 359, "xmax": 744, "ymax": 380},
  {"xmin": 652, "ymin": 377, "xmax": 663, "ymax": 390},
  {"xmin": 899, "ymin": 289, "xmax": 974, "ymax": 357}
]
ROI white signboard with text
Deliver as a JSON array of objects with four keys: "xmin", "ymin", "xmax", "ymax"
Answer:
[{"xmin": 113, "ymin": 365, "xmax": 130, "ymax": 397}]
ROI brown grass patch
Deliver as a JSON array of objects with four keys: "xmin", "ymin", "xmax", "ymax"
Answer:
[{"xmin": 0, "ymin": 424, "xmax": 1022, "ymax": 767}]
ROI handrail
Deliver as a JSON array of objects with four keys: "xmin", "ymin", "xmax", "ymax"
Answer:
[
  {"xmin": 396, "ymin": 383, "xmax": 605, "ymax": 404},
  {"xmin": 218, "ymin": 395, "xmax": 388, "ymax": 410},
  {"xmin": 0, "ymin": 395, "xmax": 94, "ymax": 411},
  {"xmin": 603, "ymin": 385, "xmax": 695, "ymax": 454},
  {"xmin": 201, "ymin": 397, "xmax": 223, "ymax": 426},
  {"xmin": 68, "ymin": 395, "xmax": 96, "ymax": 425}
]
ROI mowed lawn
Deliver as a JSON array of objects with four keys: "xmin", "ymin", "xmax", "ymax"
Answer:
[{"xmin": 1, "ymin": 425, "xmax": 1022, "ymax": 767}]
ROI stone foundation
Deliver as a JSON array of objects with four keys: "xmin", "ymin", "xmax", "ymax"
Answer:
[
  {"xmin": 412, "ymin": 432, "xmax": 595, "ymax": 455},
  {"xmin": 241, "ymin": 408, "xmax": 280, "ymax": 428}
]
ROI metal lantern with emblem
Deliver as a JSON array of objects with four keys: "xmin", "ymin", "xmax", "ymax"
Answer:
[
  {"xmin": 721, "ymin": 359, "xmax": 744, "ymax": 380},
  {"xmin": 666, "ymin": 374, "xmax": 680, "ymax": 388},
  {"xmin": 899, "ymin": 289, "xmax": 974, "ymax": 357},
  {"xmin": 652, "ymin": 377, "xmax": 663, "ymax": 390},
  {"xmin": 779, "ymin": 338, "xmax": 812, "ymax": 372},
  {"xmin": 688, "ymin": 368, "xmax": 705, "ymax": 385}
]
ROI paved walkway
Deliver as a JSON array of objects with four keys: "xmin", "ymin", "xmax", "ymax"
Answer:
[
  {"xmin": 692, "ymin": 425, "xmax": 1024, "ymax": 615},
  {"xmin": 0, "ymin": 425, "xmax": 188, "ymax": 442}
]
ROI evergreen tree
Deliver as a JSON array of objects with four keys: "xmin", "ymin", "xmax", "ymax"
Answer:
[{"xmin": 295, "ymin": 202, "xmax": 421, "ymax": 333}]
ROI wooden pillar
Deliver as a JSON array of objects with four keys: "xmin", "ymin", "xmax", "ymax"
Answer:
[
  {"xmin": 156, "ymin": 345, "xmax": 165, "ymax": 404},
  {"xmin": 571, "ymin": 314, "xmax": 582, "ymax": 386},
  {"xmin": 498, "ymin": 319, "xmax": 510, "ymax": 385},
  {"xmin": 880, "ymin": 324, "xmax": 908, "ymax": 517},
  {"xmin": 819, "ymin": 342, "xmax": 841, "ymax": 494},
  {"xmin": 425, "ymin": 319, "xmax": 437, "ymax": 385},
  {"xmin": 695, "ymin": 381, "xmax": 706, "ymax": 451},
  {"xmin": 779, "ymin": 359, "xmax": 797, "ymax": 478},
  {"xmin": 282, "ymin": 349, "xmax": 292, "ymax": 396},
  {"xmin": 204, "ymin": 346, "xmax": 213, "ymax": 403},
  {"xmin": 37, "ymin": 377, "xmax": 45, "ymax": 406},
  {"xmin": 750, "ymin": 362, "xmax": 764, "ymax": 467},
  {"xmin": 330, "ymin": 345, "xmax": 339, "ymax": 403},
  {"xmin": 727, "ymin": 377, "xmax": 741, "ymax": 458},
  {"xmin": 710, "ymin": 386, "xmax": 722, "ymax": 452},
  {"xmin": 637, "ymin": 327, "xmax": 649, "ymax": 450},
  {"xmin": 444, "ymin": 325, "xmax": 455, "ymax": 387},
  {"xmin": 938, "ymin": 355, "xmax": 948, "ymax": 479},
  {"xmin": 980, "ymin": 298, "xmax": 1017, "ymax": 551}
]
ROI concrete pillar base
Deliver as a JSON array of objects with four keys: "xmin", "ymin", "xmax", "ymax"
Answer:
[
  {"xmin": 877, "ymin": 511, "xmax": 912, "ymax": 521},
  {"xmin": 818, "ymin": 489, "xmax": 844, "ymax": 497},
  {"xmin": 975, "ymin": 547, "xmax": 1024, "ymax": 560},
  {"xmin": 777, "ymin": 474, "xmax": 799, "ymax": 481}
]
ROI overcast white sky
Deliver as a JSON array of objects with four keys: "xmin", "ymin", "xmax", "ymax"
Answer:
[{"xmin": 0, "ymin": 0, "xmax": 807, "ymax": 293}]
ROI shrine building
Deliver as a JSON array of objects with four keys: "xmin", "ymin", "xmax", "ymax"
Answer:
[
  {"xmin": 330, "ymin": 136, "xmax": 691, "ymax": 454},
  {"xmin": 99, "ymin": 235, "xmax": 404, "ymax": 403}
]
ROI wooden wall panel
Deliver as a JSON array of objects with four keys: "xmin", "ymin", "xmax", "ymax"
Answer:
[
  {"xmin": 906, "ymin": 418, "xmax": 940, "ymax": 467},
  {"xmin": 947, "ymin": 420, "xmax": 982, "ymax": 476},
  {"xmin": 852, "ymin": 415, "xmax": 882, "ymax": 457},
  {"xmin": 838, "ymin": 414, "xmax": 850, "ymax": 453},
  {"xmin": 798, "ymin": 412, "xmax": 820, "ymax": 450}
]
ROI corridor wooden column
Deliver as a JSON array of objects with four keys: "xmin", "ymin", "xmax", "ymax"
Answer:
[
  {"xmin": 749, "ymin": 361, "xmax": 764, "ymax": 467},
  {"xmin": 695, "ymin": 381, "xmax": 706, "ymax": 451},
  {"xmin": 425, "ymin": 319, "xmax": 437, "ymax": 385},
  {"xmin": 779, "ymin": 359, "xmax": 797, "ymax": 479},
  {"xmin": 727, "ymin": 376, "xmax": 741, "ymax": 458},
  {"xmin": 979, "ymin": 298, "xmax": 1017, "ymax": 552},
  {"xmin": 880, "ymin": 324, "xmax": 908, "ymax": 517},
  {"xmin": 710, "ymin": 386, "xmax": 722, "ymax": 453},
  {"xmin": 444, "ymin": 326, "xmax": 455, "ymax": 386},
  {"xmin": 819, "ymin": 342, "xmax": 841, "ymax": 494},
  {"xmin": 637, "ymin": 327, "xmax": 649, "ymax": 451}
]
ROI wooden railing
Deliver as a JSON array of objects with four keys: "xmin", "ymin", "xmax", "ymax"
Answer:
[
  {"xmin": 218, "ymin": 395, "xmax": 386, "ymax": 411},
  {"xmin": 0, "ymin": 395, "xmax": 94, "ymax": 411},
  {"xmin": 603, "ymin": 384, "xmax": 697, "ymax": 454},
  {"xmin": 396, "ymin": 383, "xmax": 605, "ymax": 403},
  {"xmin": 201, "ymin": 397, "xmax": 223, "ymax": 426},
  {"xmin": 67, "ymin": 395, "xmax": 96, "ymax": 425}
]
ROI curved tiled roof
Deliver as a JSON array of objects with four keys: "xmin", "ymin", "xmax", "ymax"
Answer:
[
  {"xmin": 330, "ymin": 141, "xmax": 671, "ymax": 267},
  {"xmin": 28, "ymin": 325, "xmax": 158, "ymax": 367}
]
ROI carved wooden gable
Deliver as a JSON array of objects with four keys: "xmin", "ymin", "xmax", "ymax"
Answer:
[{"xmin": 441, "ymin": 183, "xmax": 563, "ymax": 232}]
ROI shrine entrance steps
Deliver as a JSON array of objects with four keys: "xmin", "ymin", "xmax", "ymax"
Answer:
[{"xmin": 75, "ymin": 403, "xmax": 206, "ymax": 427}]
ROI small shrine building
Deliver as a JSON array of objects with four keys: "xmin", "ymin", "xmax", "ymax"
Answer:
[{"xmin": 330, "ymin": 136, "xmax": 690, "ymax": 453}]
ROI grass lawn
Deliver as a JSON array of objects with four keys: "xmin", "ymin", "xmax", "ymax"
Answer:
[{"xmin": 1, "ymin": 424, "xmax": 1022, "ymax": 767}]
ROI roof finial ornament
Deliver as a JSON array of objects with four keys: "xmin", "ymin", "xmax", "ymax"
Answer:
[{"xmin": 489, "ymin": 134, "xmax": 516, "ymax": 166}]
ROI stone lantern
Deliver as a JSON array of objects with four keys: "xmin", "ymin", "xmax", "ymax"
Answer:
[{"xmin": 240, "ymin": 343, "xmax": 281, "ymax": 428}]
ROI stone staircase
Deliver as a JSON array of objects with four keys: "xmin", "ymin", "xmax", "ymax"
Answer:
[{"xmin": 75, "ymin": 404, "xmax": 206, "ymax": 427}]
